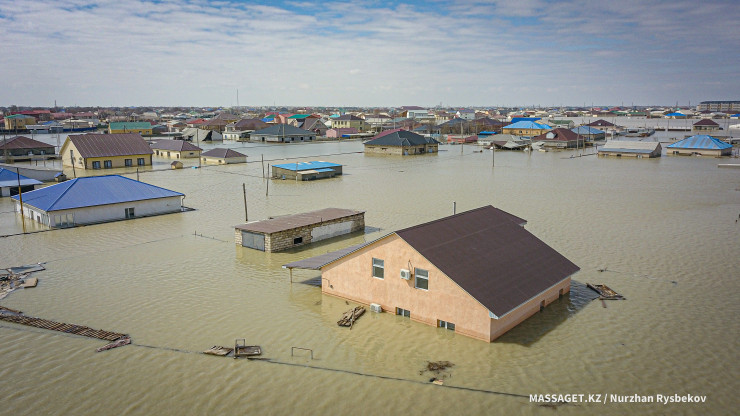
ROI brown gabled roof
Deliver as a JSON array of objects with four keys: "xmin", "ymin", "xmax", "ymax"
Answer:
[
  {"xmin": 586, "ymin": 119, "xmax": 616, "ymax": 127},
  {"xmin": 395, "ymin": 206, "xmax": 579, "ymax": 318},
  {"xmin": 67, "ymin": 133, "xmax": 153, "ymax": 158},
  {"xmin": 236, "ymin": 208, "xmax": 364, "ymax": 234},
  {"xmin": 0, "ymin": 136, "xmax": 55, "ymax": 150},
  {"xmin": 150, "ymin": 139, "xmax": 202, "ymax": 152},
  {"xmin": 234, "ymin": 118, "xmax": 269, "ymax": 130},
  {"xmin": 693, "ymin": 118, "xmax": 719, "ymax": 126},
  {"xmin": 201, "ymin": 148, "xmax": 245, "ymax": 158},
  {"xmin": 532, "ymin": 128, "xmax": 579, "ymax": 142}
]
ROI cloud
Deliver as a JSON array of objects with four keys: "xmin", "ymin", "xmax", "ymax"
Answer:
[{"xmin": 0, "ymin": 0, "xmax": 738, "ymax": 107}]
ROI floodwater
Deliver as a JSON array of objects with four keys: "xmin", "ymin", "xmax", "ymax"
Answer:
[{"xmin": 1, "ymin": 120, "xmax": 739, "ymax": 415}]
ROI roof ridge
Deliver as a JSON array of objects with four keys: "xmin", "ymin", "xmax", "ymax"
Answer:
[
  {"xmin": 395, "ymin": 205, "xmax": 495, "ymax": 234},
  {"xmin": 46, "ymin": 177, "xmax": 80, "ymax": 211}
]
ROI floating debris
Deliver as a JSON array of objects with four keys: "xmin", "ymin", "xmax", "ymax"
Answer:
[
  {"xmin": 96, "ymin": 337, "xmax": 131, "ymax": 352},
  {"xmin": 337, "ymin": 306, "xmax": 365, "ymax": 328},
  {"xmin": 203, "ymin": 345, "xmax": 234, "ymax": 357},
  {"xmin": 587, "ymin": 283, "xmax": 625, "ymax": 300},
  {"xmin": 426, "ymin": 361, "xmax": 455, "ymax": 373},
  {"xmin": 1, "ymin": 263, "xmax": 44, "ymax": 300},
  {"xmin": 234, "ymin": 339, "xmax": 262, "ymax": 358}
]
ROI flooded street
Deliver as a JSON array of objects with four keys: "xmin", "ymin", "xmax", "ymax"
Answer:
[{"xmin": 1, "ymin": 129, "xmax": 739, "ymax": 415}]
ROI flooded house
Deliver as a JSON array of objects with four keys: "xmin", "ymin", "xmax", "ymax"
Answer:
[
  {"xmin": 150, "ymin": 139, "xmax": 202, "ymax": 159},
  {"xmin": 501, "ymin": 120, "xmax": 552, "ymax": 137},
  {"xmin": 251, "ymin": 124, "xmax": 316, "ymax": 143},
  {"xmin": 0, "ymin": 167, "xmax": 42, "ymax": 197},
  {"xmin": 61, "ymin": 133, "xmax": 153, "ymax": 169},
  {"xmin": 598, "ymin": 140, "xmax": 662, "ymax": 158},
  {"xmin": 283, "ymin": 206, "xmax": 580, "ymax": 342},
  {"xmin": 692, "ymin": 119, "xmax": 720, "ymax": 133},
  {"xmin": 666, "ymin": 135, "xmax": 733, "ymax": 156},
  {"xmin": 363, "ymin": 129, "xmax": 439, "ymax": 155},
  {"xmin": 0, "ymin": 136, "xmax": 57, "ymax": 162},
  {"xmin": 272, "ymin": 161, "xmax": 342, "ymax": 180},
  {"xmin": 235, "ymin": 208, "xmax": 365, "ymax": 252},
  {"xmin": 531, "ymin": 128, "xmax": 581, "ymax": 148},
  {"xmin": 108, "ymin": 122, "xmax": 153, "ymax": 136},
  {"xmin": 201, "ymin": 148, "xmax": 247, "ymax": 164},
  {"xmin": 571, "ymin": 126, "xmax": 607, "ymax": 141},
  {"xmin": 11, "ymin": 175, "xmax": 184, "ymax": 228}
]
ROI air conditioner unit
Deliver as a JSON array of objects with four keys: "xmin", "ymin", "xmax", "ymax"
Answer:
[
  {"xmin": 400, "ymin": 269, "xmax": 411, "ymax": 280},
  {"xmin": 370, "ymin": 303, "xmax": 382, "ymax": 313}
]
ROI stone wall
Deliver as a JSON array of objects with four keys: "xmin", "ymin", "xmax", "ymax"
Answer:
[{"xmin": 265, "ymin": 213, "xmax": 364, "ymax": 252}]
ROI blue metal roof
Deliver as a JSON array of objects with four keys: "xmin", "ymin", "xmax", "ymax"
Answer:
[
  {"xmin": 667, "ymin": 135, "xmax": 732, "ymax": 150},
  {"xmin": 478, "ymin": 131, "xmax": 498, "ymax": 135},
  {"xmin": 572, "ymin": 126, "xmax": 605, "ymax": 135},
  {"xmin": 665, "ymin": 112, "xmax": 686, "ymax": 117},
  {"xmin": 272, "ymin": 161, "xmax": 341, "ymax": 171},
  {"xmin": 510, "ymin": 117, "xmax": 541, "ymax": 123},
  {"xmin": 0, "ymin": 168, "xmax": 43, "ymax": 188},
  {"xmin": 11, "ymin": 175, "xmax": 183, "ymax": 212},
  {"xmin": 503, "ymin": 120, "xmax": 552, "ymax": 130}
]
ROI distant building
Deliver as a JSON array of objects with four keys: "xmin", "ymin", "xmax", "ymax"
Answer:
[
  {"xmin": 61, "ymin": 133, "xmax": 153, "ymax": 169},
  {"xmin": 235, "ymin": 208, "xmax": 365, "ymax": 252},
  {"xmin": 326, "ymin": 128, "xmax": 358, "ymax": 138},
  {"xmin": 272, "ymin": 161, "xmax": 342, "ymax": 180},
  {"xmin": 0, "ymin": 136, "xmax": 56, "ymax": 162},
  {"xmin": 697, "ymin": 101, "xmax": 740, "ymax": 112},
  {"xmin": 692, "ymin": 119, "xmax": 720, "ymax": 132},
  {"xmin": 4, "ymin": 114, "xmax": 36, "ymax": 130},
  {"xmin": 531, "ymin": 128, "xmax": 581, "ymax": 148},
  {"xmin": 109, "ymin": 122, "xmax": 153, "ymax": 136},
  {"xmin": 282, "ymin": 206, "xmax": 579, "ymax": 342},
  {"xmin": 666, "ymin": 135, "xmax": 732, "ymax": 156},
  {"xmin": 571, "ymin": 126, "xmax": 607, "ymax": 141},
  {"xmin": 251, "ymin": 124, "xmax": 316, "ymax": 143},
  {"xmin": 11, "ymin": 175, "xmax": 183, "ymax": 228},
  {"xmin": 150, "ymin": 139, "xmax": 202, "ymax": 159},
  {"xmin": 331, "ymin": 115, "xmax": 368, "ymax": 132},
  {"xmin": 180, "ymin": 128, "xmax": 223, "ymax": 142},
  {"xmin": 201, "ymin": 148, "xmax": 247, "ymax": 164},
  {"xmin": 598, "ymin": 140, "xmax": 662, "ymax": 158},
  {"xmin": 502, "ymin": 120, "xmax": 552, "ymax": 137},
  {"xmin": 363, "ymin": 129, "xmax": 439, "ymax": 155}
]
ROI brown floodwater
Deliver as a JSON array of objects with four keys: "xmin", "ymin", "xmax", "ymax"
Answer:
[{"xmin": 1, "ymin": 125, "xmax": 739, "ymax": 415}]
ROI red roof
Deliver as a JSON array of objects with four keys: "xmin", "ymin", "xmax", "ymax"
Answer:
[{"xmin": 0, "ymin": 136, "xmax": 56, "ymax": 150}]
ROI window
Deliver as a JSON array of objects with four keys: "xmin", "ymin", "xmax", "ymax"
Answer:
[
  {"xmin": 396, "ymin": 307, "xmax": 410, "ymax": 318},
  {"xmin": 137, "ymin": 158, "xmax": 145, "ymax": 166},
  {"xmin": 372, "ymin": 258, "xmax": 384, "ymax": 279},
  {"xmin": 414, "ymin": 268, "xmax": 429, "ymax": 290},
  {"xmin": 293, "ymin": 236, "xmax": 303, "ymax": 245},
  {"xmin": 104, "ymin": 160, "xmax": 112, "ymax": 169},
  {"xmin": 439, "ymin": 320, "xmax": 455, "ymax": 331},
  {"xmin": 125, "ymin": 207, "xmax": 135, "ymax": 219},
  {"xmin": 92, "ymin": 161, "xmax": 101, "ymax": 169},
  {"xmin": 125, "ymin": 159, "xmax": 133, "ymax": 167}
]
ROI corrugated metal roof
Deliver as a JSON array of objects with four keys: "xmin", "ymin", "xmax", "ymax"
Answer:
[
  {"xmin": 235, "ymin": 208, "xmax": 363, "ymax": 234},
  {"xmin": 571, "ymin": 126, "xmax": 605, "ymax": 135},
  {"xmin": 586, "ymin": 119, "xmax": 616, "ymax": 127},
  {"xmin": 273, "ymin": 161, "xmax": 341, "ymax": 171},
  {"xmin": 503, "ymin": 121, "xmax": 552, "ymax": 130},
  {"xmin": 693, "ymin": 119, "xmax": 719, "ymax": 126},
  {"xmin": 667, "ymin": 135, "xmax": 732, "ymax": 150},
  {"xmin": 11, "ymin": 175, "xmax": 183, "ymax": 212},
  {"xmin": 109, "ymin": 122, "xmax": 152, "ymax": 130},
  {"xmin": 66, "ymin": 133, "xmax": 153, "ymax": 158},
  {"xmin": 510, "ymin": 117, "xmax": 541, "ymax": 123},
  {"xmin": 252, "ymin": 124, "xmax": 314, "ymax": 136},
  {"xmin": 0, "ymin": 168, "xmax": 43, "ymax": 187},
  {"xmin": 364, "ymin": 130, "xmax": 438, "ymax": 146},
  {"xmin": 201, "ymin": 148, "xmax": 246, "ymax": 158},
  {"xmin": 599, "ymin": 140, "xmax": 661, "ymax": 152},
  {"xmin": 0, "ymin": 136, "xmax": 55, "ymax": 150},
  {"xmin": 150, "ymin": 139, "xmax": 202, "ymax": 152},
  {"xmin": 533, "ymin": 128, "xmax": 578, "ymax": 141}
]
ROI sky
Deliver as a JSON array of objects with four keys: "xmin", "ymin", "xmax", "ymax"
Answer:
[{"xmin": 1, "ymin": 0, "xmax": 738, "ymax": 108}]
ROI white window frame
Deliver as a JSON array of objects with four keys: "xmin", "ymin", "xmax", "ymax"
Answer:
[
  {"xmin": 414, "ymin": 268, "xmax": 429, "ymax": 290},
  {"xmin": 439, "ymin": 320, "xmax": 455, "ymax": 331},
  {"xmin": 372, "ymin": 258, "xmax": 384, "ymax": 279},
  {"xmin": 396, "ymin": 307, "xmax": 410, "ymax": 318}
]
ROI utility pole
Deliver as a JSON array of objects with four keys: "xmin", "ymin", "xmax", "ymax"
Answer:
[
  {"xmin": 70, "ymin": 150, "xmax": 77, "ymax": 178},
  {"xmin": 261, "ymin": 154, "xmax": 264, "ymax": 178},
  {"xmin": 266, "ymin": 164, "xmax": 270, "ymax": 196},
  {"xmin": 243, "ymin": 183, "xmax": 248, "ymax": 221}
]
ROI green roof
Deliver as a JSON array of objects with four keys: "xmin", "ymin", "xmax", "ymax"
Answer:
[
  {"xmin": 288, "ymin": 114, "xmax": 312, "ymax": 119},
  {"xmin": 109, "ymin": 122, "xmax": 153, "ymax": 130},
  {"xmin": 4, "ymin": 114, "xmax": 34, "ymax": 119}
]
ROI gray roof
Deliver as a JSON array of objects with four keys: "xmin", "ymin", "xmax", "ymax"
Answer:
[
  {"xmin": 235, "ymin": 208, "xmax": 364, "ymax": 234},
  {"xmin": 334, "ymin": 114, "xmax": 363, "ymax": 121},
  {"xmin": 150, "ymin": 139, "xmax": 202, "ymax": 152},
  {"xmin": 201, "ymin": 148, "xmax": 246, "ymax": 158},
  {"xmin": 364, "ymin": 130, "xmax": 438, "ymax": 146},
  {"xmin": 252, "ymin": 124, "xmax": 315, "ymax": 137},
  {"xmin": 66, "ymin": 133, "xmax": 153, "ymax": 158},
  {"xmin": 599, "ymin": 140, "xmax": 661, "ymax": 153}
]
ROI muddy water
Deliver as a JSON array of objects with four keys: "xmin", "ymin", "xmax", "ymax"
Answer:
[{"xmin": 1, "ymin": 131, "xmax": 738, "ymax": 415}]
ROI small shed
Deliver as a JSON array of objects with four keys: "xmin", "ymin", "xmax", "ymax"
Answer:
[
  {"xmin": 201, "ymin": 148, "xmax": 247, "ymax": 164},
  {"xmin": 598, "ymin": 141, "xmax": 662, "ymax": 158},
  {"xmin": 667, "ymin": 135, "xmax": 732, "ymax": 156},
  {"xmin": 272, "ymin": 161, "xmax": 342, "ymax": 181},
  {"xmin": 150, "ymin": 139, "xmax": 202, "ymax": 159},
  {"xmin": 235, "ymin": 208, "xmax": 365, "ymax": 252},
  {"xmin": 0, "ymin": 168, "xmax": 42, "ymax": 197}
]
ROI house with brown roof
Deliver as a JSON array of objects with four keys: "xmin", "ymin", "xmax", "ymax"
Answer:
[
  {"xmin": 692, "ymin": 118, "xmax": 720, "ymax": 132},
  {"xmin": 201, "ymin": 148, "xmax": 246, "ymax": 164},
  {"xmin": 532, "ymin": 128, "xmax": 582, "ymax": 148},
  {"xmin": 60, "ymin": 133, "xmax": 153, "ymax": 169},
  {"xmin": 0, "ymin": 136, "xmax": 56, "ymax": 162},
  {"xmin": 150, "ymin": 139, "xmax": 202, "ymax": 159},
  {"xmin": 283, "ymin": 206, "xmax": 580, "ymax": 342}
]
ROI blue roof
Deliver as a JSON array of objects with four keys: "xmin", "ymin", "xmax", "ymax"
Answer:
[
  {"xmin": 0, "ymin": 168, "xmax": 43, "ymax": 188},
  {"xmin": 667, "ymin": 135, "xmax": 732, "ymax": 150},
  {"xmin": 503, "ymin": 120, "xmax": 552, "ymax": 130},
  {"xmin": 572, "ymin": 126, "xmax": 605, "ymax": 135},
  {"xmin": 478, "ymin": 131, "xmax": 498, "ymax": 135},
  {"xmin": 11, "ymin": 175, "xmax": 183, "ymax": 212},
  {"xmin": 510, "ymin": 117, "xmax": 541, "ymax": 123},
  {"xmin": 272, "ymin": 161, "xmax": 341, "ymax": 171},
  {"xmin": 665, "ymin": 112, "xmax": 686, "ymax": 117}
]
